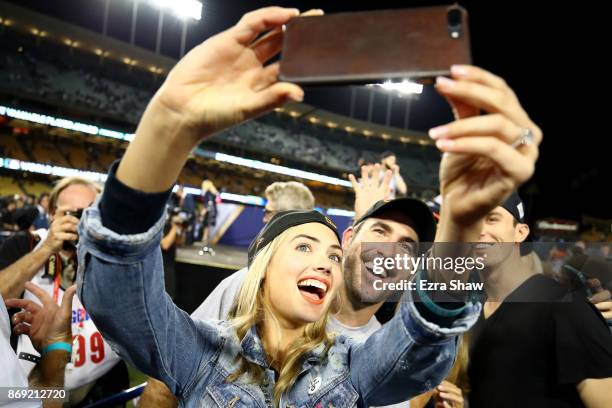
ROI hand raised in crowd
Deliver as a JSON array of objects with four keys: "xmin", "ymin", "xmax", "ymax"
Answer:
[
  {"xmin": 431, "ymin": 65, "xmax": 543, "ymax": 229},
  {"xmin": 433, "ymin": 380, "xmax": 464, "ymax": 408},
  {"xmin": 348, "ymin": 163, "xmax": 392, "ymax": 219},
  {"xmin": 5, "ymin": 282, "xmax": 76, "ymax": 353},
  {"xmin": 588, "ymin": 278, "xmax": 612, "ymax": 320},
  {"xmin": 42, "ymin": 206, "xmax": 79, "ymax": 253}
]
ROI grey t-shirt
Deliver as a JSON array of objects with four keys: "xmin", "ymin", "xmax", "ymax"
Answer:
[
  {"xmin": 190, "ymin": 269, "xmax": 410, "ymax": 408},
  {"xmin": 191, "ymin": 267, "xmax": 247, "ymax": 321},
  {"xmin": 326, "ymin": 314, "xmax": 382, "ymax": 342}
]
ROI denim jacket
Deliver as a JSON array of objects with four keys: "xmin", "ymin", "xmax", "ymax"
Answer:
[{"xmin": 76, "ymin": 200, "xmax": 480, "ymax": 408}]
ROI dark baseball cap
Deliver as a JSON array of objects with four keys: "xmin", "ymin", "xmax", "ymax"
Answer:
[
  {"xmin": 248, "ymin": 210, "xmax": 340, "ymax": 266},
  {"xmin": 353, "ymin": 198, "xmax": 437, "ymax": 243},
  {"xmin": 500, "ymin": 192, "xmax": 533, "ymax": 255},
  {"xmin": 500, "ymin": 192, "xmax": 526, "ymax": 223}
]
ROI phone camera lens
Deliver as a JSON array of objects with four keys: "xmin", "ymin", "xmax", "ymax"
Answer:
[{"xmin": 447, "ymin": 7, "xmax": 463, "ymax": 39}]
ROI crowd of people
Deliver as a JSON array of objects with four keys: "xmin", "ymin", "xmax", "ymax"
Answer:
[
  {"xmin": 0, "ymin": 31, "xmax": 156, "ymax": 125},
  {"xmin": 1, "ymin": 6, "xmax": 611, "ymax": 408},
  {"xmin": 0, "ymin": 192, "xmax": 50, "ymax": 232},
  {"xmin": 215, "ymin": 116, "xmax": 438, "ymax": 188}
]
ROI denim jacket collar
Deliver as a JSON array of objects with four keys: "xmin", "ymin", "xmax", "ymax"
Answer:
[
  {"xmin": 239, "ymin": 326, "xmax": 269, "ymax": 368},
  {"xmin": 239, "ymin": 326, "xmax": 328, "ymax": 371}
]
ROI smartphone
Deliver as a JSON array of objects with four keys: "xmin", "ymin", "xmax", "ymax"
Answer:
[{"xmin": 279, "ymin": 5, "xmax": 471, "ymax": 85}]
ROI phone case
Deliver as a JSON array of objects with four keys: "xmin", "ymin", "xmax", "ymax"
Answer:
[{"xmin": 279, "ymin": 6, "xmax": 471, "ymax": 85}]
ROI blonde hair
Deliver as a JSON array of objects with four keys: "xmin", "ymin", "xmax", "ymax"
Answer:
[
  {"xmin": 48, "ymin": 177, "xmax": 101, "ymax": 214},
  {"xmin": 227, "ymin": 228, "xmax": 337, "ymax": 406},
  {"xmin": 445, "ymin": 333, "xmax": 470, "ymax": 395},
  {"xmin": 201, "ymin": 180, "xmax": 219, "ymax": 195},
  {"xmin": 264, "ymin": 182, "xmax": 314, "ymax": 212}
]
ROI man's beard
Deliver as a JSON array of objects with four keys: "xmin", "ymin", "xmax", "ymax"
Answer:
[{"xmin": 343, "ymin": 247, "xmax": 389, "ymax": 306}]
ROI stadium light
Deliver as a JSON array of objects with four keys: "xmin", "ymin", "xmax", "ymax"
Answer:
[
  {"xmin": 146, "ymin": 0, "xmax": 203, "ymax": 21},
  {"xmin": 0, "ymin": 105, "xmax": 134, "ymax": 141},
  {"xmin": 367, "ymin": 80, "xmax": 423, "ymax": 95},
  {"xmin": 212, "ymin": 152, "xmax": 352, "ymax": 188}
]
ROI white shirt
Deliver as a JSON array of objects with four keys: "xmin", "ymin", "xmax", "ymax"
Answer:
[{"xmin": 16, "ymin": 231, "xmax": 120, "ymax": 391}]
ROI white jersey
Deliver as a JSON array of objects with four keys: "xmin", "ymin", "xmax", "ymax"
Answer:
[{"xmin": 16, "ymin": 231, "xmax": 121, "ymax": 390}]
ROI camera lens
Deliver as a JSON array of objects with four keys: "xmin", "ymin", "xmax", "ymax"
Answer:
[{"xmin": 447, "ymin": 7, "xmax": 463, "ymax": 39}]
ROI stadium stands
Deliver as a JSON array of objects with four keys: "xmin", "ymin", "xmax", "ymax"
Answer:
[{"xmin": 0, "ymin": 27, "xmax": 440, "ymax": 191}]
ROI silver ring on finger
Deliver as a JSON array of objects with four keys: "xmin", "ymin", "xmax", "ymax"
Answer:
[{"xmin": 511, "ymin": 127, "xmax": 535, "ymax": 149}]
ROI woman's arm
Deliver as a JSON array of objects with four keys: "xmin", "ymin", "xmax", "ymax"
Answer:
[
  {"xmin": 77, "ymin": 167, "xmax": 222, "ymax": 395},
  {"xmin": 349, "ymin": 292, "xmax": 479, "ymax": 406},
  {"xmin": 77, "ymin": 6, "xmax": 310, "ymax": 395}
]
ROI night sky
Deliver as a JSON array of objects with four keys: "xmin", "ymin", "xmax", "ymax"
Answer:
[{"xmin": 4, "ymin": 0, "xmax": 609, "ymax": 223}]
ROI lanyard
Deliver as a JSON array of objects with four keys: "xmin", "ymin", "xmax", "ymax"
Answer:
[
  {"xmin": 45, "ymin": 254, "xmax": 62, "ymax": 302},
  {"xmin": 46, "ymin": 253, "xmax": 84, "ymax": 328}
]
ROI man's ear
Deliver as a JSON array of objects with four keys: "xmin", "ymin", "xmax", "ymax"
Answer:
[
  {"xmin": 342, "ymin": 227, "xmax": 354, "ymax": 249},
  {"xmin": 515, "ymin": 223, "xmax": 530, "ymax": 242}
]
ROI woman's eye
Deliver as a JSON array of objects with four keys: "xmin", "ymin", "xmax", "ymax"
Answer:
[
  {"xmin": 296, "ymin": 243, "xmax": 311, "ymax": 252},
  {"xmin": 329, "ymin": 254, "xmax": 342, "ymax": 263}
]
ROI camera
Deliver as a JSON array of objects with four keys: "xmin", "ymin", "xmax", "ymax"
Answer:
[
  {"xmin": 168, "ymin": 206, "xmax": 193, "ymax": 227},
  {"xmin": 62, "ymin": 208, "xmax": 83, "ymax": 251},
  {"xmin": 65, "ymin": 208, "xmax": 84, "ymax": 220},
  {"xmin": 447, "ymin": 6, "xmax": 464, "ymax": 39}
]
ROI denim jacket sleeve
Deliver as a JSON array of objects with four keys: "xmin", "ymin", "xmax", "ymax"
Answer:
[
  {"xmin": 76, "ymin": 199, "xmax": 223, "ymax": 396},
  {"xmin": 349, "ymin": 292, "xmax": 480, "ymax": 407}
]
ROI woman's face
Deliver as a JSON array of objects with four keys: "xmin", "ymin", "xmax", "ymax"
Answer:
[{"xmin": 263, "ymin": 223, "xmax": 343, "ymax": 328}]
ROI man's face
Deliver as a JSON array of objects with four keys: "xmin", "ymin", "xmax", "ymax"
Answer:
[
  {"xmin": 475, "ymin": 206, "xmax": 528, "ymax": 268},
  {"xmin": 262, "ymin": 201, "xmax": 276, "ymax": 224},
  {"xmin": 52, "ymin": 184, "xmax": 97, "ymax": 220},
  {"xmin": 342, "ymin": 210, "xmax": 419, "ymax": 304},
  {"xmin": 382, "ymin": 155, "xmax": 396, "ymax": 169}
]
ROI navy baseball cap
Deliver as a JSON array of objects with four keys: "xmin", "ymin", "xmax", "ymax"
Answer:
[
  {"xmin": 500, "ymin": 192, "xmax": 526, "ymax": 223},
  {"xmin": 353, "ymin": 198, "xmax": 437, "ymax": 243},
  {"xmin": 248, "ymin": 210, "xmax": 340, "ymax": 266}
]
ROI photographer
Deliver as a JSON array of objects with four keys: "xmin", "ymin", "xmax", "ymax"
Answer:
[
  {"xmin": 160, "ymin": 212, "xmax": 186, "ymax": 300},
  {"xmin": 199, "ymin": 179, "xmax": 219, "ymax": 247},
  {"xmin": 0, "ymin": 177, "xmax": 128, "ymax": 407},
  {"xmin": 171, "ymin": 186, "xmax": 196, "ymax": 244}
]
